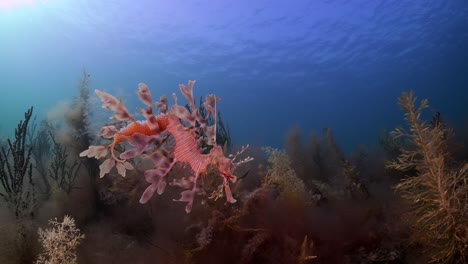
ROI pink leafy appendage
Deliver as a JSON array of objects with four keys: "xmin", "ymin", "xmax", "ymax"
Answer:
[{"xmin": 99, "ymin": 158, "xmax": 115, "ymax": 178}]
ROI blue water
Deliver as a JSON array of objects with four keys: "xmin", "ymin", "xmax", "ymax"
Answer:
[{"xmin": 1, "ymin": 0, "xmax": 467, "ymax": 152}]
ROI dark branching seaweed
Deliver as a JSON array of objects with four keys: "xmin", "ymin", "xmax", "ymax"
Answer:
[
  {"xmin": 285, "ymin": 127, "xmax": 369, "ymax": 201},
  {"xmin": 216, "ymin": 110, "xmax": 231, "ymax": 150},
  {"xmin": 69, "ymin": 69, "xmax": 99, "ymax": 184},
  {"xmin": 430, "ymin": 111, "xmax": 444, "ymax": 129},
  {"xmin": 67, "ymin": 69, "xmax": 106, "ymax": 216},
  {"xmin": 185, "ymin": 96, "xmax": 232, "ymax": 152},
  {"xmin": 0, "ymin": 135, "xmax": 5, "ymax": 149},
  {"xmin": 378, "ymin": 130, "xmax": 410, "ymax": 160},
  {"xmin": 27, "ymin": 115, "xmax": 82, "ymax": 196},
  {"xmin": 0, "ymin": 107, "xmax": 37, "ymax": 263},
  {"xmin": 48, "ymin": 132, "xmax": 81, "ymax": 194},
  {"xmin": 70, "ymin": 69, "xmax": 93, "ymax": 152},
  {"xmin": 324, "ymin": 128, "xmax": 370, "ymax": 200},
  {"xmin": 286, "ymin": 128, "xmax": 330, "ymax": 190},
  {"xmin": 0, "ymin": 107, "xmax": 36, "ymax": 220},
  {"xmin": 28, "ymin": 118, "xmax": 53, "ymax": 195},
  {"xmin": 28, "ymin": 117, "xmax": 81, "ymax": 196}
]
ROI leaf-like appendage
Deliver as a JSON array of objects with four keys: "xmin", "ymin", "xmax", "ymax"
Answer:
[
  {"xmin": 99, "ymin": 158, "xmax": 115, "ymax": 178},
  {"xmin": 179, "ymin": 80, "xmax": 196, "ymax": 112},
  {"xmin": 137, "ymin": 83, "xmax": 153, "ymax": 108}
]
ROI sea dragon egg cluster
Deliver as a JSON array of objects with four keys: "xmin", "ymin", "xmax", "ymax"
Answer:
[{"xmin": 80, "ymin": 81, "xmax": 252, "ymax": 213}]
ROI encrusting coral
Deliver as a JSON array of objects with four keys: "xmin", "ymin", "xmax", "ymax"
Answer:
[{"xmin": 80, "ymin": 81, "xmax": 252, "ymax": 213}]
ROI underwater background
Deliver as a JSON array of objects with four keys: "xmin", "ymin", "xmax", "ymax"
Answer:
[
  {"xmin": 0, "ymin": 0, "xmax": 467, "ymax": 264},
  {"xmin": 1, "ymin": 0, "xmax": 467, "ymax": 151}
]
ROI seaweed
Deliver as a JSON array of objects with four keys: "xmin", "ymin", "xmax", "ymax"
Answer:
[
  {"xmin": 388, "ymin": 91, "xmax": 468, "ymax": 263},
  {"xmin": 186, "ymin": 96, "xmax": 232, "ymax": 152},
  {"xmin": 36, "ymin": 215, "xmax": 85, "ymax": 264},
  {"xmin": 48, "ymin": 132, "xmax": 81, "ymax": 194},
  {"xmin": 68, "ymin": 69, "xmax": 99, "ymax": 180},
  {"xmin": 0, "ymin": 107, "xmax": 36, "ymax": 220},
  {"xmin": 285, "ymin": 127, "xmax": 369, "ymax": 201},
  {"xmin": 0, "ymin": 107, "xmax": 37, "ymax": 263},
  {"xmin": 64, "ymin": 69, "xmax": 103, "ymax": 216},
  {"xmin": 28, "ymin": 118, "xmax": 53, "ymax": 195},
  {"xmin": 185, "ymin": 148, "xmax": 314, "ymax": 264}
]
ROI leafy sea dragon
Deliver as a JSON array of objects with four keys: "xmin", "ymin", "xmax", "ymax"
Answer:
[{"xmin": 80, "ymin": 81, "xmax": 252, "ymax": 213}]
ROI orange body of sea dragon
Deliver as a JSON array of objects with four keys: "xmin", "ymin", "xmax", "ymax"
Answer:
[{"xmin": 80, "ymin": 81, "xmax": 252, "ymax": 213}]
